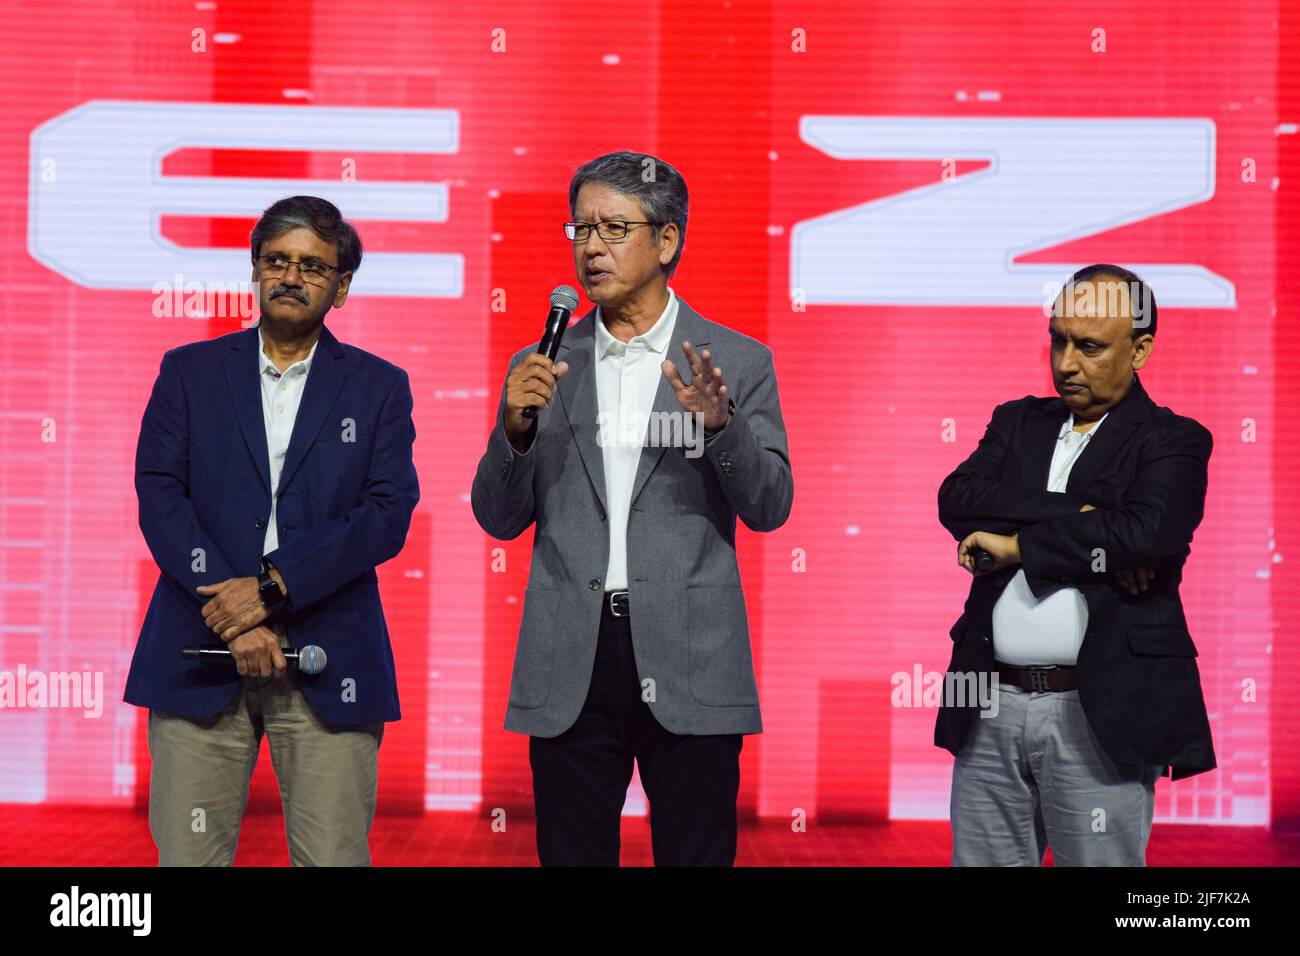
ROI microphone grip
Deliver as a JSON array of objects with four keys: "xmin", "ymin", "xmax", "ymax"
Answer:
[
  {"xmin": 971, "ymin": 548, "xmax": 997, "ymax": 573},
  {"xmin": 522, "ymin": 306, "xmax": 570, "ymax": 420}
]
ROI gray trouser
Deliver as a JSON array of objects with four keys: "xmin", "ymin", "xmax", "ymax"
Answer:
[
  {"xmin": 950, "ymin": 682, "xmax": 1163, "ymax": 866},
  {"xmin": 147, "ymin": 666, "xmax": 383, "ymax": 867}
]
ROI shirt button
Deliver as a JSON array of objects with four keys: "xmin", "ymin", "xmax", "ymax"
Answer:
[
  {"xmin": 277, "ymin": 405, "xmax": 285, "ymax": 413},
  {"xmin": 588, "ymin": 578, "xmax": 601, "ymax": 591}
]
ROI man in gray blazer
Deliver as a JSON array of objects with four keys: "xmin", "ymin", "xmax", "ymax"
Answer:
[{"xmin": 472, "ymin": 151, "xmax": 793, "ymax": 866}]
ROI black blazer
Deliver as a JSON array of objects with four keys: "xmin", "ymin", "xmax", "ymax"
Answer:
[{"xmin": 935, "ymin": 373, "xmax": 1215, "ymax": 780}]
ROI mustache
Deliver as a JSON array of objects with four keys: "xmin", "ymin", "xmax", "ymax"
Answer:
[{"xmin": 269, "ymin": 286, "xmax": 309, "ymax": 303}]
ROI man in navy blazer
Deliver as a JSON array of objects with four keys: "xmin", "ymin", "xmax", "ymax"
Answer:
[{"xmin": 124, "ymin": 196, "xmax": 419, "ymax": 866}]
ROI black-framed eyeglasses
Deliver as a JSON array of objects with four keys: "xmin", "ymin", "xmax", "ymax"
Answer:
[
  {"xmin": 564, "ymin": 220, "xmax": 660, "ymax": 242},
  {"xmin": 255, "ymin": 253, "xmax": 339, "ymax": 284}
]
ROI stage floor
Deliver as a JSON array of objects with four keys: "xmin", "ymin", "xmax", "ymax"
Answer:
[{"xmin": 1, "ymin": 808, "xmax": 1298, "ymax": 866}]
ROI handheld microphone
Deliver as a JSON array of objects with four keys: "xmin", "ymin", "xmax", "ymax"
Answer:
[
  {"xmin": 970, "ymin": 548, "xmax": 997, "ymax": 573},
  {"xmin": 521, "ymin": 285, "xmax": 580, "ymax": 420},
  {"xmin": 182, "ymin": 644, "xmax": 328, "ymax": 676}
]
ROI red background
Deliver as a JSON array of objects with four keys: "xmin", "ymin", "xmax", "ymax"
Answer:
[{"xmin": 1, "ymin": 0, "xmax": 1297, "ymax": 861}]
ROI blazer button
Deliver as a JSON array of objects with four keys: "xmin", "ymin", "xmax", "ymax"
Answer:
[
  {"xmin": 588, "ymin": 578, "xmax": 601, "ymax": 590},
  {"xmin": 254, "ymin": 518, "xmax": 266, "ymax": 529},
  {"xmin": 982, "ymin": 634, "xmax": 991, "ymax": 644}
]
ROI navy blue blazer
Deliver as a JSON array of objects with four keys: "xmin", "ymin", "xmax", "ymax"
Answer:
[{"xmin": 124, "ymin": 321, "xmax": 419, "ymax": 725}]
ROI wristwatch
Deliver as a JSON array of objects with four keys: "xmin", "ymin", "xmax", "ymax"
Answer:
[{"xmin": 258, "ymin": 557, "xmax": 287, "ymax": 612}]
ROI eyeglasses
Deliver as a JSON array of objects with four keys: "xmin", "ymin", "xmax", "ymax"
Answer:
[
  {"xmin": 564, "ymin": 221, "xmax": 660, "ymax": 242},
  {"xmin": 255, "ymin": 253, "xmax": 339, "ymax": 284}
]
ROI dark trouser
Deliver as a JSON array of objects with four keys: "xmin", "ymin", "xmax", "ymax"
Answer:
[{"xmin": 529, "ymin": 600, "xmax": 743, "ymax": 867}]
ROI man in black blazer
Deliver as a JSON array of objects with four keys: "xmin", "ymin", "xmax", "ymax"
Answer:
[{"xmin": 935, "ymin": 263, "xmax": 1214, "ymax": 866}]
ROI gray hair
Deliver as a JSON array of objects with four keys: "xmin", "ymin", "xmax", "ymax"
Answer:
[
  {"xmin": 249, "ymin": 195, "xmax": 362, "ymax": 275},
  {"xmin": 568, "ymin": 151, "xmax": 688, "ymax": 278}
]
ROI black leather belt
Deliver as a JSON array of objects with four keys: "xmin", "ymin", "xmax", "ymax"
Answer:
[
  {"xmin": 994, "ymin": 660, "xmax": 1078, "ymax": 692},
  {"xmin": 603, "ymin": 590, "xmax": 630, "ymax": 618}
]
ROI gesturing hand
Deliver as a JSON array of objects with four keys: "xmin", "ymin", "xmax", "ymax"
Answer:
[
  {"xmin": 196, "ymin": 577, "xmax": 268, "ymax": 641},
  {"xmin": 662, "ymin": 341, "xmax": 732, "ymax": 433}
]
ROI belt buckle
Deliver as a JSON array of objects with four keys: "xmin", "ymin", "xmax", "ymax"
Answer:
[
  {"xmin": 607, "ymin": 590, "xmax": 630, "ymax": 618},
  {"xmin": 1027, "ymin": 666, "xmax": 1056, "ymax": 692}
]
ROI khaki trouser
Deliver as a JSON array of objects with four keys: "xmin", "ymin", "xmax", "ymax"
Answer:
[{"xmin": 147, "ymin": 623, "xmax": 383, "ymax": 866}]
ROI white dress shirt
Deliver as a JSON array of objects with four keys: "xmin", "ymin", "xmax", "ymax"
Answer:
[
  {"xmin": 258, "ymin": 325, "xmax": 319, "ymax": 557},
  {"xmin": 992, "ymin": 410, "xmax": 1109, "ymax": 666},
  {"xmin": 594, "ymin": 288, "xmax": 678, "ymax": 591}
]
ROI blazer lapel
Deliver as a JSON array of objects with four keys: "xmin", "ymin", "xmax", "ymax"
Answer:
[
  {"xmin": 1064, "ymin": 372, "xmax": 1154, "ymax": 494},
  {"xmin": 629, "ymin": 296, "xmax": 709, "ymax": 508},
  {"xmin": 277, "ymin": 323, "xmax": 347, "ymax": 495},
  {"xmin": 224, "ymin": 320, "xmax": 348, "ymax": 499},
  {"xmin": 556, "ymin": 295, "xmax": 712, "ymax": 514},
  {"xmin": 1021, "ymin": 399, "xmax": 1068, "ymax": 491},
  {"xmin": 555, "ymin": 311, "xmax": 607, "ymax": 513},
  {"xmin": 225, "ymin": 326, "xmax": 272, "ymax": 496}
]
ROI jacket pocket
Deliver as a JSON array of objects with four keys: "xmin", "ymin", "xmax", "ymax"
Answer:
[
  {"xmin": 686, "ymin": 586, "xmax": 759, "ymax": 707},
  {"xmin": 1126, "ymin": 626, "xmax": 1199, "ymax": 657},
  {"xmin": 508, "ymin": 588, "xmax": 558, "ymax": 708}
]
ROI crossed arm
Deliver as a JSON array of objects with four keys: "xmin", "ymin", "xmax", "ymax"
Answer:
[
  {"xmin": 937, "ymin": 399, "xmax": 1089, "ymax": 541},
  {"xmin": 937, "ymin": 400, "xmax": 1212, "ymax": 594}
]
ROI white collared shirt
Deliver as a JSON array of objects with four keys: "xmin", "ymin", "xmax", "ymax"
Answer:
[
  {"xmin": 992, "ymin": 410, "xmax": 1109, "ymax": 666},
  {"xmin": 257, "ymin": 324, "xmax": 319, "ymax": 557},
  {"xmin": 594, "ymin": 288, "xmax": 678, "ymax": 591}
]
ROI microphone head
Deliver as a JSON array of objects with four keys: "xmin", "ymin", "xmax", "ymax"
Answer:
[
  {"xmin": 297, "ymin": 645, "xmax": 327, "ymax": 675},
  {"xmin": 550, "ymin": 285, "xmax": 580, "ymax": 312}
]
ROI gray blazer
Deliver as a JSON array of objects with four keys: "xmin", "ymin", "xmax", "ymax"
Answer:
[{"xmin": 472, "ymin": 297, "xmax": 793, "ymax": 737}]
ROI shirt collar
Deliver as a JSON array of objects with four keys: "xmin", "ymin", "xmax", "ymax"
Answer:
[
  {"xmin": 1060, "ymin": 410, "xmax": 1108, "ymax": 439},
  {"xmin": 258, "ymin": 324, "xmax": 319, "ymax": 378},
  {"xmin": 595, "ymin": 287, "xmax": 677, "ymax": 358}
]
